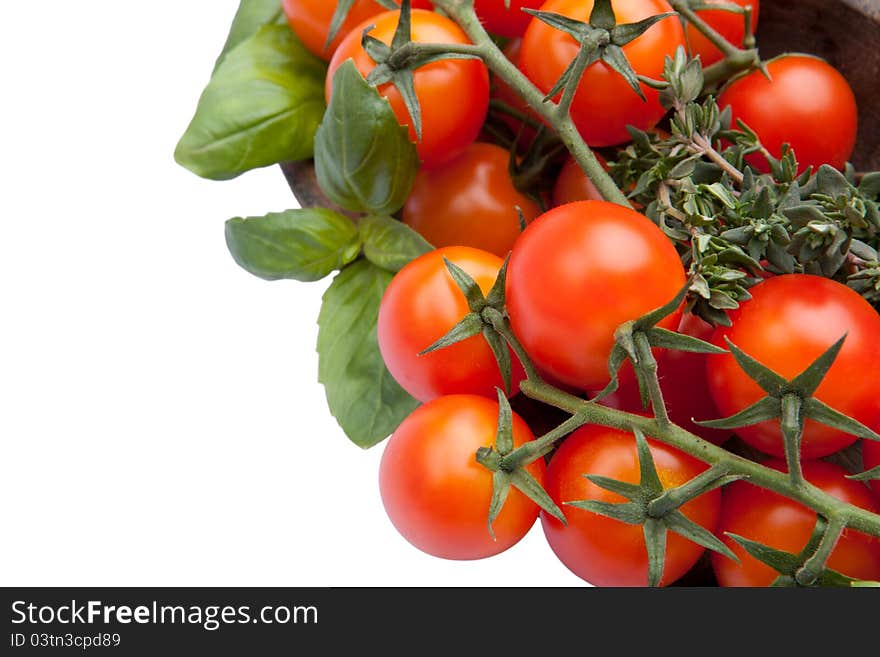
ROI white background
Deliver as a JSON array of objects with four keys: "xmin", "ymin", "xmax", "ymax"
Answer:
[{"xmin": 0, "ymin": 1, "xmax": 581, "ymax": 586}]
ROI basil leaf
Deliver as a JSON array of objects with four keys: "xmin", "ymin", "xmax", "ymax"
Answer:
[
  {"xmin": 215, "ymin": 0, "xmax": 288, "ymax": 72},
  {"xmin": 175, "ymin": 25, "xmax": 326, "ymax": 181},
  {"xmin": 360, "ymin": 215, "xmax": 433, "ymax": 272},
  {"xmin": 225, "ymin": 209, "xmax": 361, "ymax": 282},
  {"xmin": 318, "ymin": 260, "xmax": 419, "ymax": 448},
  {"xmin": 314, "ymin": 60, "xmax": 419, "ymax": 216}
]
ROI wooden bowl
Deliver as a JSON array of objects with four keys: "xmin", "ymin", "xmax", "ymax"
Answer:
[{"xmin": 282, "ymin": 0, "xmax": 880, "ymax": 205}]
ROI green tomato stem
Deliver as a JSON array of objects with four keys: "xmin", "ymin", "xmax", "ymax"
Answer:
[
  {"xmin": 795, "ymin": 517, "xmax": 845, "ymax": 586},
  {"xmin": 485, "ymin": 317, "xmax": 880, "ymax": 541}
]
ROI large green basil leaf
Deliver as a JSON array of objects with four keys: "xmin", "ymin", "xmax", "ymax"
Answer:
[
  {"xmin": 176, "ymin": 25, "xmax": 326, "ymax": 181},
  {"xmin": 314, "ymin": 61, "xmax": 419, "ymax": 216},
  {"xmin": 226, "ymin": 209, "xmax": 361, "ymax": 282},
  {"xmin": 317, "ymin": 260, "xmax": 419, "ymax": 448},
  {"xmin": 359, "ymin": 215, "xmax": 433, "ymax": 272},
  {"xmin": 214, "ymin": 0, "xmax": 288, "ymax": 72}
]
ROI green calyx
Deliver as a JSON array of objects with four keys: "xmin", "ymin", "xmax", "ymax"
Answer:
[
  {"xmin": 697, "ymin": 335, "xmax": 880, "ymax": 485},
  {"xmin": 476, "ymin": 391, "xmax": 566, "ymax": 536},
  {"xmin": 568, "ymin": 429, "xmax": 737, "ymax": 587},
  {"xmin": 595, "ymin": 281, "xmax": 727, "ymax": 415},
  {"xmin": 420, "ymin": 257, "xmax": 514, "ymax": 393},
  {"xmin": 727, "ymin": 516, "xmax": 855, "ymax": 587},
  {"xmin": 524, "ymin": 0, "xmax": 675, "ymax": 106}
]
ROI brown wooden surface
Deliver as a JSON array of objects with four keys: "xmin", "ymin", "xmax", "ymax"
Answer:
[{"xmin": 283, "ymin": 0, "xmax": 880, "ymax": 204}]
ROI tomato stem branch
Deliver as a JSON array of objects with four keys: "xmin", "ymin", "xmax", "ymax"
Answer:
[
  {"xmin": 634, "ymin": 331, "xmax": 670, "ymax": 426},
  {"xmin": 795, "ymin": 517, "xmax": 846, "ymax": 586},
  {"xmin": 668, "ymin": 0, "xmax": 760, "ymax": 87}
]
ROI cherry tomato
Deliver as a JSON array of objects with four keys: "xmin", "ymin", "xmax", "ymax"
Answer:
[
  {"xmin": 712, "ymin": 460, "xmax": 880, "ymax": 586},
  {"xmin": 506, "ymin": 200, "xmax": 686, "ymax": 391},
  {"xmin": 475, "ymin": 0, "xmax": 545, "ymax": 38},
  {"xmin": 378, "ymin": 246, "xmax": 525, "ymax": 402},
  {"xmin": 599, "ymin": 313, "xmax": 730, "ymax": 445},
  {"xmin": 717, "ymin": 54, "xmax": 858, "ymax": 173},
  {"xmin": 685, "ymin": 0, "xmax": 760, "ymax": 67},
  {"xmin": 520, "ymin": 0, "xmax": 685, "ymax": 147},
  {"xmin": 282, "ymin": 0, "xmax": 433, "ymax": 60},
  {"xmin": 379, "ymin": 394, "xmax": 544, "ymax": 560},
  {"xmin": 552, "ymin": 155, "xmax": 606, "ymax": 206},
  {"xmin": 327, "ymin": 9, "xmax": 490, "ymax": 167},
  {"xmin": 542, "ymin": 425, "xmax": 722, "ymax": 586},
  {"xmin": 863, "ymin": 438, "xmax": 880, "ymax": 500},
  {"xmin": 402, "ymin": 142, "xmax": 540, "ymax": 257},
  {"xmin": 706, "ymin": 274, "xmax": 880, "ymax": 459}
]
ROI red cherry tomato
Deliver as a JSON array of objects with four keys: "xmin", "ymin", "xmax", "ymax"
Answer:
[
  {"xmin": 475, "ymin": 0, "xmax": 545, "ymax": 38},
  {"xmin": 380, "ymin": 394, "xmax": 544, "ymax": 560},
  {"xmin": 282, "ymin": 0, "xmax": 433, "ymax": 60},
  {"xmin": 717, "ymin": 54, "xmax": 858, "ymax": 173},
  {"xmin": 712, "ymin": 460, "xmax": 880, "ymax": 586},
  {"xmin": 599, "ymin": 313, "xmax": 730, "ymax": 446},
  {"xmin": 552, "ymin": 155, "xmax": 607, "ymax": 206},
  {"xmin": 506, "ymin": 200, "xmax": 686, "ymax": 391},
  {"xmin": 542, "ymin": 425, "xmax": 722, "ymax": 586},
  {"xmin": 706, "ymin": 274, "xmax": 880, "ymax": 459},
  {"xmin": 402, "ymin": 142, "xmax": 541, "ymax": 257},
  {"xmin": 520, "ymin": 0, "xmax": 685, "ymax": 146},
  {"xmin": 326, "ymin": 9, "xmax": 490, "ymax": 167},
  {"xmin": 378, "ymin": 246, "xmax": 525, "ymax": 402},
  {"xmin": 685, "ymin": 0, "xmax": 760, "ymax": 67}
]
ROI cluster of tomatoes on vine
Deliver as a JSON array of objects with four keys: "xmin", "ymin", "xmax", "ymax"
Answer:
[{"xmin": 280, "ymin": 0, "xmax": 880, "ymax": 586}]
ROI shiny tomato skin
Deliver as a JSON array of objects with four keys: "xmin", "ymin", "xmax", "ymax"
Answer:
[
  {"xmin": 600, "ymin": 313, "xmax": 730, "ymax": 445},
  {"xmin": 520, "ymin": 0, "xmax": 685, "ymax": 147},
  {"xmin": 717, "ymin": 55, "xmax": 857, "ymax": 173},
  {"xmin": 475, "ymin": 0, "xmax": 545, "ymax": 38},
  {"xmin": 378, "ymin": 246, "xmax": 525, "ymax": 403},
  {"xmin": 712, "ymin": 460, "xmax": 880, "ymax": 586},
  {"xmin": 326, "ymin": 9, "xmax": 490, "ymax": 167},
  {"xmin": 380, "ymin": 394, "xmax": 544, "ymax": 560},
  {"xmin": 686, "ymin": 0, "xmax": 760, "ymax": 67},
  {"xmin": 506, "ymin": 200, "xmax": 686, "ymax": 391},
  {"xmin": 282, "ymin": 0, "xmax": 432, "ymax": 60},
  {"xmin": 402, "ymin": 143, "xmax": 541, "ymax": 257},
  {"xmin": 552, "ymin": 156, "xmax": 606, "ymax": 206},
  {"xmin": 706, "ymin": 275, "xmax": 880, "ymax": 459},
  {"xmin": 542, "ymin": 425, "xmax": 722, "ymax": 586},
  {"xmin": 863, "ymin": 438, "xmax": 880, "ymax": 500}
]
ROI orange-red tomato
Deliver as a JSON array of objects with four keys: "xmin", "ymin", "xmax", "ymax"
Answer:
[
  {"xmin": 542, "ymin": 425, "xmax": 722, "ymax": 586},
  {"xmin": 326, "ymin": 9, "xmax": 490, "ymax": 167},
  {"xmin": 380, "ymin": 394, "xmax": 544, "ymax": 560},
  {"xmin": 378, "ymin": 246, "xmax": 525, "ymax": 402},
  {"xmin": 282, "ymin": 0, "xmax": 433, "ymax": 60},
  {"xmin": 717, "ymin": 54, "xmax": 858, "ymax": 173},
  {"xmin": 712, "ymin": 460, "xmax": 880, "ymax": 586},
  {"xmin": 520, "ymin": 0, "xmax": 685, "ymax": 146},
  {"xmin": 552, "ymin": 155, "xmax": 606, "ymax": 206},
  {"xmin": 506, "ymin": 200, "xmax": 686, "ymax": 391},
  {"xmin": 685, "ymin": 0, "xmax": 760, "ymax": 67},
  {"xmin": 706, "ymin": 275, "xmax": 880, "ymax": 459},
  {"xmin": 402, "ymin": 142, "xmax": 540, "ymax": 257}
]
